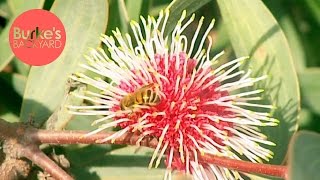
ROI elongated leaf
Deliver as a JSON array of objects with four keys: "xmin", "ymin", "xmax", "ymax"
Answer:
[
  {"xmin": 217, "ymin": 0, "xmax": 300, "ymax": 164},
  {"xmin": 264, "ymin": 1, "xmax": 307, "ymax": 72},
  {"xmin": 288, "ymin": 131, "xmax": 320, "ymax": 180},
  {"xmin": 20, "ymin": 0, "xmax": 108, "ymax": 126},
  {"xmin": 0, "ymin": 0, "xmax": 44, "ymax": 71},
  {"xmin": 299, "ymin": 68, "xmax": 320, "ymax": 115}
]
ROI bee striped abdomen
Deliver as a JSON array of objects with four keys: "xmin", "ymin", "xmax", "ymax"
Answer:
[
  {"xmin": 143, "ymin": 89, "xmax": 152, "ymax": 103},
  {"xmin": 120, "ymin": 83, "xmax": 161, "ymax": 110}
]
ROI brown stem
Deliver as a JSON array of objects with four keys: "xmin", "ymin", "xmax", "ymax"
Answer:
[
  {"xmin": 199, "ymin": 154, "xmax": 288, "ymax": 179},
  {"xmin": 30, "ymin": 129, "xmax": 287, "ymax": 179},
  {"xmin": 30, "ymin": 130, "xmax": 159, "ymax": 148},
  {"xmin": 22, "ymin": 144, "xmax": 73, "ymax": 180}
]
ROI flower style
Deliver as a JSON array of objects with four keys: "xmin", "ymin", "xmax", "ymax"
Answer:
[{"xmin": 68, "ymin": 10, "xmax": 279, "ymax": 180}]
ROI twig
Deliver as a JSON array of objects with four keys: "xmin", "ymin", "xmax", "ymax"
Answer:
[{"xmin": 22, "ymin": 144, "xmax": 73, "ymax": 180}]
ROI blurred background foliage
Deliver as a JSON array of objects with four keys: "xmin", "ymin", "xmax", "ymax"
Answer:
[{"xmin": 0, "ymin": 0, "xmax": 319, "ymax": 179}]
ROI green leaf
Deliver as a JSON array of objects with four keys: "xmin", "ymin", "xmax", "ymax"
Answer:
[
  {"xmin": 64, "ymin": 145, "xmax": 166, "ymax": 180},
  {"xmin": 106, "ymin": 0, "xmax": 128, "ymax": 34},
  {"xmin": 20, "ymin": 0, "xmax": 109, "ymax": 127},
  {"xmin": 12, "ymin": 57, "xmax": 30, "ymax": 76},
  {"xmin": 149, "ymin": 4, "xmax": 169, "ymax": 17},
  {"xmin": 0, "ymin": 73, "xmax": 23, "ymax": 122},
  {"xmin": 299, "ymin": 68, "xmax": 320, "ymax": 115},
  {"xmin": 106, "ymin": 0, "xmax": 144, "ymax": 34},
  {"xmin": 126, "ymin": 0, "xmax": 143, "ymax": 22},
  {"xmin": 0, "ymin": 72, "xmax": 26, "ymax": 96},
  {"xmin": 298, "ymin": 108, "xmax": 313, "ymax": 130},
  {"xmin": 0, "ymin": 0, "xmax": 44, "ymax": 71},
  {"xmin": 0, "ymin": 0, "xmax": 11, "ymax": 19},
  {"xmin": 217, "ymin": 0, "xmax": 300, "ymax": 164},
  {"xmin": 65, "ymin": 145, "xmax": 190, "ymax": 180},
  {"xmin": 263, "ymin": 1, "xmax": 307, "ymax": 72},
  {"xmin": 305, "ymin": 0, "xmax": 320, "ymax": 25},
  {"xmin": 288, "ymin": 131, "xmax": 320, "ymax": 180},
  {"xmin": 164, "ymin": 0, "xmax": 211, "ymax": 35}
]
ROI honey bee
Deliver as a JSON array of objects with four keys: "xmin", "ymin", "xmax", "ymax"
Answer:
[{"xmin": 120, "ymin": 83, "xmax": 161, "ymax": 110}]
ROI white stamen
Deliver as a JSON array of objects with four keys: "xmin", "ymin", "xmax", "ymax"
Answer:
[{"xmin": 149, "ymin": 124, "xmax": 169, "ymax": 169}]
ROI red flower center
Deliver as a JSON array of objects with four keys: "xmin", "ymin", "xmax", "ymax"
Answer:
[{"xmin": 113, "ymin": 52, "xmax": 234, "ymax": 170}]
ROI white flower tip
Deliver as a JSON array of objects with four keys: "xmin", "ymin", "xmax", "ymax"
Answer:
[
  {"xmin": 270, "ymin": 141, "xmax": 277, "ymax": 146},
  {"xmin": 155, "ymin": 160, "xmax": 161, "ymax": 168},
  {"xmin": 96, "ymin": 47, "xmax": 103, "ymax": 52},
  {"xmin": 129, "ymin": 20, "xmax": 135, "ymax": 27},
  {"xmin": 148, "ymin": 162, "xmax": 153, "ymax": 169},
  {"xmin": 271, "ymin": 118, "xmax": 280, "ymax": 123},
  {"xmin": 99, "ymin": 36, "xmax": 105, "ymax": 42},
  {"xmin": 130, "ymin": 20, "xmax": 138, "ymax": 27},
  {"xmin": 139, "ymin": 15, "xmax": 145, "ymax": 22},
  {"xmin": 182, "ymin": 10, "xmax": 187, "ymax": 18},
  {"xmin": 226, "ymin": 150, "xmax": 234, "ymax": 157},
  {"xmin": 256, "ymin": 157, "xmax": 263, "ymax": 163},
  {"xmin": 190, "ymin": 13, "xmax": 196, "ymax": 20},
  {"xmin": 88, "ymin": 47, "xmax": 95, "ymax": 52},
  {"xmin": 91, "ymin": 121, "xmax": 98, "ymax": 126},
  {"xmin": 269, "ymin": 151, "xmax": 275, "ymax": 156},
  {"xmin": 100, "ymin": 33, "xmax": 107, "ymax": 39},
  {"xmin": 93, "ymin": 76, "xmax": 101, "ymax": 81},
  {"xmin": 210, "ymin": 18, "xmax": 216, "ymax": 26},
  {"xmin": 159, "ymin": 9, "xmax": 164, "ymax": 16},
  {"xmin": 262, "ymin": 121, "xmax": 278, "ymax": 126},
  {"xmin": 200, "ymin": 149, "xmax": 205, "ymax": 156},
  {"xmin": 83, "ymin": 54, "xmax": 91, "ymax": 60},
  {"xmin": 165, "ymin": 8, "xmax": 170, "ymax": 14},
  {"xmin": 243, "ymin": 55, "xmax": 250, "ymax": 59},
  {"xmin": 112, "ymin": 30, "xmax": 119, "ymax": 37}
]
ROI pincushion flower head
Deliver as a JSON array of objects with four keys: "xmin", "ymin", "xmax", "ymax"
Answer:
[{"xmin": 68, "ymin": 10, "xmax": 279, "ymax": 180}]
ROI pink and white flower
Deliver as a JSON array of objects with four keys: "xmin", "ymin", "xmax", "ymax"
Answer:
[{"xmin": 68, "ymin": 10, "xmax": 278, "ymax": 180}]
